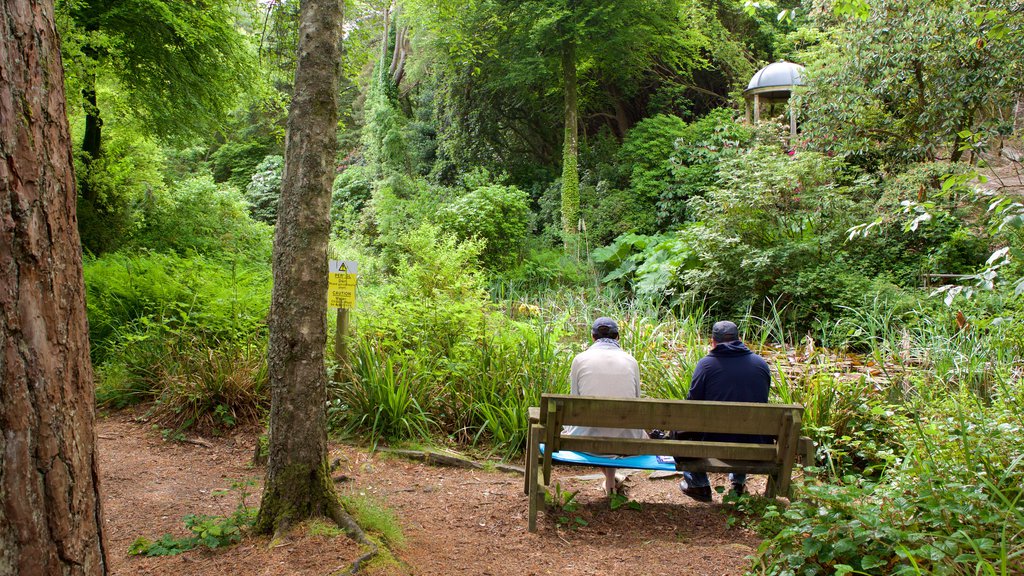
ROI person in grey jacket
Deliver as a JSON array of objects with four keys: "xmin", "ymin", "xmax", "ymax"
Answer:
[{"xmin": 564, "ymin": 317, "xmax": 645, "ymax": 495}]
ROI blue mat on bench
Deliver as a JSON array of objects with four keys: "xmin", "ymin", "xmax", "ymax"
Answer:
[{"xmin": 539, "ymin": 445, "xmax": 677, "ymax": 471}]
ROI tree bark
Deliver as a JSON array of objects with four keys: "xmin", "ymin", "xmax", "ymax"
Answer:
[
  {"xmin": 254, "ymin": 0, "xmax": 349, "ymax": 536},
  {"xmin": 0, "ymin": 0, "xmax": 108, "ymax": 574},
  {"xmin": 560, "ymin": 36, "xmax": 580, "ymax": 253}
]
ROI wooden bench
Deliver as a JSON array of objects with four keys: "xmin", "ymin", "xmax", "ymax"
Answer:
[{"xmin": 524, "ymin": 394, "xmax": 813, "ymax": 532}]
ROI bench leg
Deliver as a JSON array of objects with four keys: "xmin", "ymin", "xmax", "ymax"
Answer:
[
  {"xmin": 765, "ymin": 473, "xmax": 778, "ymax": 498},
  {"xmin": 527, "ymin": 424, "xmax": 543, "ymax": 532},
  {"xmin": 522, "ymin": 430, "xmax": 533, "ymax": 496}
]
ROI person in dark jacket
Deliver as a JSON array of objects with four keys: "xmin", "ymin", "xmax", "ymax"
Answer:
[{"xmin": 677, "ymin": 320, "xmax": 770, "ymax": 502}]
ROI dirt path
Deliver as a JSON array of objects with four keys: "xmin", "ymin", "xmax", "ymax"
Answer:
[{"xmin": 98, "ymin": 413, "xmax": 764, "ymax": 575}]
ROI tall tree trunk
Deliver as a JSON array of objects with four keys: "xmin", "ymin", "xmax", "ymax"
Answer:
[
  {"xmin": 0, "ymin": 0, "xmax": 108, "ymax": 574},
  {"xmin": 254, "ymin": 0, "xmax": 352, "ymax": 536},
  {"xmin": 560, "ymin": 37, "xmax": 580, "ymax": 253}
]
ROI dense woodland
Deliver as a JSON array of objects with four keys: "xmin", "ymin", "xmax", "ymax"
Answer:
[{"xmin": 5, "ymin": 0, "xmax": 1024, "ymax": 573}]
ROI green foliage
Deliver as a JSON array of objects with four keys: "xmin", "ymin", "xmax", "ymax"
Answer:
[
  {"xmin": 331, "ymin": 165, "xmax": 375, "ymax": 236},
  {"xmin": 362, "ymin": 73, "xmax": 409, "ymax": 177},
  {"xmin": 244, "ymin": 155, "xmax": 284, "ymax": 224},
  {"xmin": 60, "ymin": 0, "xmax": 258, "ymax": 144},
  {"xmin": 756, "ymin": 404, "xmax": 1024, "ymax": 575},
  {"xmin": 372, "ymin": 223, "xmax": 487, "ymax": 357},
  {"xmin": 366, "ymin": 175, "xmax": 449, "ymax": 269},
  {"xmin": 609, "ymin": 493, "xmax": 641, "ymax": 511},
  {"xmin": 210, "ymin": 138, "xmax": 278, "ymax": 191},
  {"xmin": 618, "ymin": 113, "xmax": 689, "ymax": 204},
  {"xmin": 331, "ymin": 340, "xmax": 435, "ymax": 446},
  {"xmin": 130, "ymin": 176, "xmax": 273, "ymax": 260},
  {"xmin": 85, "ymin": 252, "xmax": 271, "ymax": 430},
  {"xmin": 797, "ymin": 0, "xmax": 1024, "ymax": 167},
  {"xmin": 439, "ymin": 184, "xmax": 531, "ymax": 270},
  {"xmin": 75, "ymin": 132, "xmax": 166, "ymax": 255},
  {"xmin": 544, "ymin": 482, "xmax": 587, "ymax": 529},
  {"xmin": 144, "ymin": 338, "xmax": 269, "ymax": 434},
  {"xmin": 495, "ymin": 246, "xmax": 591, "ymax": 291},
  {"xmin": 662, "ymin": 108, "xmax": 754, "ymax": 227},
  {"xmin": 84, "ymin": 252, "xmax": 271, "ymax": 362}
]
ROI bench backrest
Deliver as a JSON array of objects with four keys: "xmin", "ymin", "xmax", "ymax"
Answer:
[{"xmin": 539, "ymin": 393, "xmax": 804, "ymax": 461}]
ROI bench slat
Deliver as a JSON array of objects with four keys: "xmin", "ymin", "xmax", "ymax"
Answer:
[
  {"xmin": 556, "ymin": 437, "xmax": 777, "ymax": 461},
  {"xmin": 544, "ymin": 395, "xmax": 802, "ymax": 436}
]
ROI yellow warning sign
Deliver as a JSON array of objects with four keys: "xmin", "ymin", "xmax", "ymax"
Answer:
[
  {"xmin": 328, "ymin": 273, "xmax": 356, "ymax": 309},
  {"xmin": 327, "ymin": 260, "xmax": 357, "ymax": 309}
]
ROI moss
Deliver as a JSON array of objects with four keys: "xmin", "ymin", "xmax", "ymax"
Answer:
[{"xmin": 254, "ymin": 459, "xmax": 339, "ymax": 535}]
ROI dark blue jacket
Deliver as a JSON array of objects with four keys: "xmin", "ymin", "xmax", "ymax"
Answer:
[{"xmin": 684, "ymin": 340, "xmax": 771, "ymax": 444}]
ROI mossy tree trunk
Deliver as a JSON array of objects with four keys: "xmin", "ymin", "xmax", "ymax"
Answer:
[
  {"xmin": 0, "ymin": 0, "xmax": 108, "ymax": 573},
  {"xmin": 255, "ymin": 0, "xmax": 350, "ymax": 536},
  {"xmin": 560, "ymin": 36, "xmax": 580, "ymax": 254}
]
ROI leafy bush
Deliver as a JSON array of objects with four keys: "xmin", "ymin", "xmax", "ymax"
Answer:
[
  {"xmin": 579, "ymin": 183, "xmax": 658, "ymax": 246},
  {"xmin": 130, "ymin": 176, "xmax": 273, "ymax": 260},
  {"xmin": 330, "ymin": 339, "xmax": 435, "ymax": 445},
  {"xmin": 366, "ymin": 174, "xmax": 449, "ymax": 270},
  {"xmin": 85, "ymin": 252, "xmax": 271, "ymax": 429},
  {"xmin": 439, "ymin": 184, "xmax": 531, "ymax": 270},
  {"xmin": 661, "ymin": 108, "xmax": 753, "ymax": 227},
  {"xmin": 756, "ymin": 401, "xmax": 1024, "ymax": 575},
  {"xmin": 617, "ymin": 113, "xmax": 689, "ymax": 205},
  {"xmin": 364, "ymin": 223, "xmax": 487, "ymax": 359},
  {"xmin": 76, "ymin": 133, "xmax": 166, "ymax": 255},
  {"xmin": 210, "ymin": 139, "xmax": 274, "ymax": 190},
  {"xmin": 144, "ymin": 337, "xmax": 269, "ymax": 433},
  {"xmin": 244, "ymin": 155, "xmax": 283, "ymax": 224},
  {"xmin": 84, "ymin": 252, "xmax": 271, "ymax": 363},
  {"xmin": 331, "ymin": 164, "xmax": 375, "ymax": 237}
]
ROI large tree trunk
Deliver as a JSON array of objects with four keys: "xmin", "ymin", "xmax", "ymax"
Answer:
[
  {"xmin": 0, "ymin": 0, "xmax": 108, "ymax": 574},
  {"xmin": 560, "ymin": 36, "xmax": 580, "ymax": 253},
  {"xmin": 254, "ymin": 0, "xmax": 349, "ymax": 536}
]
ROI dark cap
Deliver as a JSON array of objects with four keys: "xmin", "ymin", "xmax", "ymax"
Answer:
[
  {"xmin": 591, "ymin": 317, "xmax": 619, "ymax": 339},
  {"xmin": 711, "ymin": 320, "xmax": 739, "ymax": 343}
]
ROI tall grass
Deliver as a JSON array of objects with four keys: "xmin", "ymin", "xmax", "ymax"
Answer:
[{"xmin": 331, "ymin": 340, "xmax": 435, "ymax": 447}]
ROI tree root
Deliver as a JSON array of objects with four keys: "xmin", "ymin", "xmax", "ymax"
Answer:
[
  {"xmin": 328, "ymin": 499, "xmax": 378, "ymax": 575},
  {"xmin": 383, "ymin": 448, "xmax": 525, "ymax": 474}
]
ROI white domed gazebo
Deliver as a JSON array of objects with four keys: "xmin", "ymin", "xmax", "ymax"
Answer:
[{"xmin": 743, "ymin": 61, "xmax": 805, "ymax": 140}]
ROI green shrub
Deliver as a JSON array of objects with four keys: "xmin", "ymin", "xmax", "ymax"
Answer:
[
  {"xmin": 130, "ymin": 176, "xmax": 273, "ymax": 260},
  {"xmin": 84, "ymin": 252, "xmax": 271, "ymax": 363},
  {"xmin": 756, "ymin": 401, "xmax": 1024, "ymax": 575},
  {"xmin": 244, "ymin": 155, "xmax": 283, "ymax": 224},
  {"xmin": 661, "ymin": 108, "xmax": 753, "ymax": 227},
  {"xmin": 329, "ymin": 339, "xmax": 435, "ymax": 445},
  {"xmin": 617, "ymin": 114, "xmax": 689, "ymax": 205},
  {"xmin": 365, "ymin": 223, "xmax": 487, "ymax": 359},
  {"xmin": 439, "ymin": 184, "xmax": 531, "ymax": 270},
  {"xmin": 331, "ymin": 164, "xmax": 375, "ymax": 237},
  {"xmin": 76, "ymin": 134, "xmax": 166, "ymax": 255},
  {"xmin": 145, "ymin": 337, "xmax": 269, "ymax": 434},
  {"xmin": 210, "ymin": 139, "xmax": 274, "ymax": 190},
  {"xmin": 580, "ymin": 184, "xmax": 658, "ymax": 246},
  {"xmin": 85, "ymin": 252, "xmax": 271, "ymax": 429}
]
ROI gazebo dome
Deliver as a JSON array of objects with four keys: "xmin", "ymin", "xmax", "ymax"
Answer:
[{"xmin": 744, "ymin": 61, "xmax": 805, "ymax": 96}]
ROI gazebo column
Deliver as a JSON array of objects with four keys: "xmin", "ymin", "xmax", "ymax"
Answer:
[
  {"xmin": 753, "ymin": 94, "xmax": 761, "ymax": 124},
  {"xmin": 789, "ymin": 99, "xmax": 797, "ymax": 142}
]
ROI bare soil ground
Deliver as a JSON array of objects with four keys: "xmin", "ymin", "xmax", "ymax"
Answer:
[{"xmin": 99, "ymin": 412, "xmax": 767, "ymax": 576}]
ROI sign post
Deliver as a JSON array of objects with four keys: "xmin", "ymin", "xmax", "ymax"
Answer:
[{"xmin": 328, "ymin": 260, "xmax": 357, "ymax": 379}]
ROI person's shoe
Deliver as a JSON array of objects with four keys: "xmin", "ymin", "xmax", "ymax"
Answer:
[
  {"xmin": 679, "ymin": 481, "xmax": 713, "ymax": 503},
  {"xmin": 730, "ymin": 483, "xmax": 746, "ymax": 497}
]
